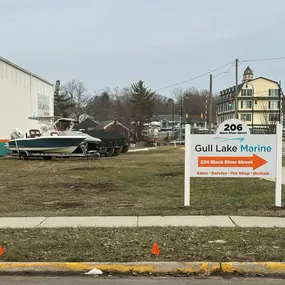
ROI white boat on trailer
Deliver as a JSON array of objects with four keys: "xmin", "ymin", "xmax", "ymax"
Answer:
[{"xmin": 6, "ymin": 117, "xmax": 100, "ymax": 160}]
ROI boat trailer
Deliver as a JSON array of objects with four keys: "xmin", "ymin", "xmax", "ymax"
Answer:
[{"xmin": 10, "ymin": 150, "xmax": 100, "ymax": 160}]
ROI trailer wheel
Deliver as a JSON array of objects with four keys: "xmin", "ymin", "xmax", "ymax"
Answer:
[
  {"xmin": 19, "ymin": 151, "xmax": 29, "ymax": 160},
  {"xmin": 106, "ymin": 149, "xmax": 115, "ymax": 157}
]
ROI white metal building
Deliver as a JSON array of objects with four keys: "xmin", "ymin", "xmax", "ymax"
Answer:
[{"xmin": 0, "ymin": 57, "xmax": 54, "ymax": 155}]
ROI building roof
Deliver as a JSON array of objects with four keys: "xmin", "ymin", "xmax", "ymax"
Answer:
[
  {"xmin": 75, "ymin": 118, "xmax": 98, "ymax": 130},
  {"xmin": 244, "ymin": 66, "xmax": 253, "ymax": 75},
  {"xmin": 220, "ymin": 77, "xmax": 280, "ymax": 94},
  {"xmin": 95, "ymin": 120, "xmax": 114, "ymax": 129},
  {"xmin": 220, "ymin": 83, "xmax": 243, "ymax": 96},
  {"xmin": 218, "ymin": 76, "xmax": 282, "ymax": 104},
  {"xmin": 250, "ymin": 76, "xmax": 279, "ymax": 85},
  {"xmin": 95, "ymin": 120, "xmax": 129, "ymax": 131},
  {"xmin": 0, "ymin": 56, "xmax": 53, "ymax": 86}
]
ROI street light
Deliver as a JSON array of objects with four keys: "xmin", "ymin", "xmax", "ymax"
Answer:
[{"xmin": 246, "ymin": 82, "xmax": 255, "ymax": 133}]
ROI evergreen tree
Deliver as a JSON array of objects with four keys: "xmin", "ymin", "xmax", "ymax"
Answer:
[
  {"xmin": 53, "ymin": 80, "xmax": 74, "ymax": 117},
  {"xmin": 130, "ymin": 80, "xmax": 156, "ymax": 141}
]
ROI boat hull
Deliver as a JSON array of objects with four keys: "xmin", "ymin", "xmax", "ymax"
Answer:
[{"xmin": 8, "ymin": 136, "xmax": 85, "ymax": 154}]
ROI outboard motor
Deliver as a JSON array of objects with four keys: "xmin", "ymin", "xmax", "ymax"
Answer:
[{"xmin": 10, "ymin": 128, "xmax": 25, "ymax": 139}]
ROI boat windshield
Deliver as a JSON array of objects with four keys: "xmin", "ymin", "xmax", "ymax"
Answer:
[{"xmin": 40, "ymin": 122, "xmax": 58, "ymax": 135}]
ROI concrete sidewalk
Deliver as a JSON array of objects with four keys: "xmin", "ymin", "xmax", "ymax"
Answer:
[{"xmin": 1, "ymin": 215, "xmax": 285, "ymax": 229}]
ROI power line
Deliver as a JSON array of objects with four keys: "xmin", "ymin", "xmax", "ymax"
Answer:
[
  {"xmin": 213, "ymin": 63, "xmax": 234, "ymax": 79},
  {"xmin": 244, "ymin": 56, "xmax": 285, "ymax": 62},
  {"xmin": 156, "ymin": 61, "xmax": 234, "ymax": 91}
]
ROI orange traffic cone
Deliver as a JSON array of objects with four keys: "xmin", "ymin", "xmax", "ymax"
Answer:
[
  {"xmin": 152, "ymin": 243, "xmax": 160, "ymax": 255},
  {"xmin": 0, "ymin": 245, "xmax": 5, "ymax": 255}
]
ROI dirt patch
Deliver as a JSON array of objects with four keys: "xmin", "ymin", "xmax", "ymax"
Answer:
[
  {"xmin": 157, "ymin": 172, "xmax": 183, "ymax": 177},
  {"xmin": 55, "ymin": 182, "xmax": 116, "ymax": 192}
]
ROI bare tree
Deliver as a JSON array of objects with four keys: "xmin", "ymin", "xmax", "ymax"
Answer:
[
  {"xmin": 62, "ymin": 80, "xmax": 88, "ymax": 120},
  {"xmin": 153, "ymin": 94, "xmax": 171, "ymax": 115},
  {"xmin": 184, "ymin": 87, "xmax": 207, "ymax": 116},
  {"xmin": 114, "ymin": 87, "xmax": 133, "ymax": 127},
  {"xmin": 172, "ymin": 87, "xmax": 184, "ymax": 101}
]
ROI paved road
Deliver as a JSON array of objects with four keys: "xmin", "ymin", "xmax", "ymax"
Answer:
[{"xmin": 0, "ymin": 277, "xmax": 284, "ymax": 285}]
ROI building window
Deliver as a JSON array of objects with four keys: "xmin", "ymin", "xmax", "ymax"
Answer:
[
  {"xmin": 269, "ymin": 101, "xmax": 278, "ymax": 110},
  {"xmin": 162, "ymin": 121, "xmax": 167, "ymax": 129},
  {"xmin": 245, "ymin": 101, "xmax": 252, "ymax": 108},
  {"xmin": 241, "ymin": 89, "xmax": 253, "ymax": 97},
  {"xmin": 269, "ymin": 114, "xmax": 279, "ymax": 122},
  {"xmin": 269, "ymin": 89, "xmax": 279, "ymax": 97},
  {"xmin": 240, "ymin": 101, "xmax": 252, "ymax": 109},
  {"xmin": 240, "ymin": 113, "xmax": 252, "ymax": 121}
]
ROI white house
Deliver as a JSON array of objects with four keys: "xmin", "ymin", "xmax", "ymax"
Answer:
[{"xmin": 0, "ymin": 57, "xmax": 54, "ymax": 156}]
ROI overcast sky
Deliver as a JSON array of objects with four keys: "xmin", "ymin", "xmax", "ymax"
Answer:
[{"xmin": 1, "ymin": 0, "xmax": 285, "ymax": 96}]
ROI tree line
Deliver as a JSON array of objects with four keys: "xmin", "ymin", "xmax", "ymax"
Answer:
[{"xmin": 54, "ymin": 79, "xmax": 218, "ymax": 140}]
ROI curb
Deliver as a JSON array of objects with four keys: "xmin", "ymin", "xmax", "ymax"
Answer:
[
  {"xmin": 0, "ymin": 262, "xmax": 285, "ymax": 275},
  {"xmin": 0, "ymin": 262, "xmax": 220, "ymax": 274},
  {"xmin": 222, "ymin": 262, "xmax": 285, "ymax": 275}
]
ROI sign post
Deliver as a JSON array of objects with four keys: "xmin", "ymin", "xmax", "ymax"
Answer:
[
  {"xmin": 275, "ymin": 123, "xmax": 283, "ymax": 207},
  {"xmin": 184, "ymin": 124, "xmax": 191, "ymax": 207},
  {"xmin": 184, "ymin": 119, "xmax": 282, "ymax": 207}
]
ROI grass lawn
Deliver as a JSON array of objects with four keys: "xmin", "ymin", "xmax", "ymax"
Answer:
[
  {"xmin": 0, "ymin": 147, "xmax": 284, "ymax": 217},
  {"xmin": 0, "ymin": 227, "xmax": 285, "ymax": 262}
]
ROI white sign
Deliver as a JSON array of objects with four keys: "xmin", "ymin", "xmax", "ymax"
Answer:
[
  {"xmin": 190, "ymin": 134, "xmax": 276, "ymax": 178},
  {"xmin": 38, "ymin": 93, "xmax": 50, "ymax": 116},
  {"xmin": 184, "ymin": 119, "xmax": 283, "ymax": 208},
  {"xmin": 216, "ymin": 119, "xmax": 250, "ymax": 135}
]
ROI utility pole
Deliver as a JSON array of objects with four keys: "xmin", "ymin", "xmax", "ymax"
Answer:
[
  {"xmin": 172, "ymin": 103, "xmax": 174, "ymax": 131},
  {"xmin": 180, "ymin": 98, "xmax": 183, "ymax": 140},
  {"xmin": 235, "ymin": 58, "xmax": 239, "ymax": 119},
  {"xmin": 209, "ymin": 74, "xmax": 213, "ymax": 133}
]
